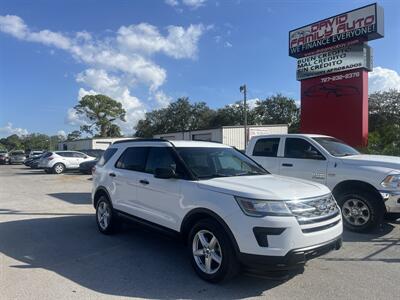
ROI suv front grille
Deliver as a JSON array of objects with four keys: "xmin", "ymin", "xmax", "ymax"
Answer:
[{"xmin": 285, "ymin": 194, "xmax": 339, "ymax": 224}]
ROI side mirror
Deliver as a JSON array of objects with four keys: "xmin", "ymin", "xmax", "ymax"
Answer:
[
  {"xmin": 154, "ymin": 167, "xmax": 176, "ymax": 179},
  {"xmin": 305, "ymin": 150, "xmax": 325, "ymax": 160}
]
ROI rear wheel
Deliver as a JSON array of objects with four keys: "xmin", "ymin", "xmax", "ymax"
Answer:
[
  {"xmin": 96, "ymin": 196, "xmax": 118, "ymax": 234},
  {"xmin": 337, "ymin": 190, "xmax": 384, "ymax": 232},
  {"xmin": 188, "ymin": 219, "xmax": 239, "ymax": 283},
  {"xmin": 52, "ymin": 163, "xmax": 65, "ymax": 174}
]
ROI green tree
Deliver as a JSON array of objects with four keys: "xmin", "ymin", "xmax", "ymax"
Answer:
[
  {"xmin": 1, "ymin": 134, "xmax": 23, "ymax": 151},
  {"xmin": 367, "ymin": 90, "xmax": 400, "ymax": 155},
  {"xmin": 211, "ymin": 101, "xmax": 257, "ymax": 127},
  {"xmin": 67, "ymin": 130, "xmax": 81, "ymax": 141},
  {"xmin": 74, "ymin": 94, "xmax": 126, "ymax": 137},
  {"xmin": 254, "ymin": 94, "xmax": 300, "ymax": 132},
  {"xmin": 135, "ymin": 98, "xmax": 215, "ymax": 137}
]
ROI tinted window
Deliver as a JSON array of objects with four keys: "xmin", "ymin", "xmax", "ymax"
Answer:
[
  {"xmin": 252, "ymin": 138, "xmax": 280, "ymax": 157},
  {"xmin": 145, "ymin": 147, "xmax": 182, "ymax": 175},
  {"xmin": 115, "ymin": 147, "xmax": 148, "ymax": 172},
  {"xmin": 176, "ymin": 147, "xmax": 267, "ymax": 179},
  {"xmin": 97, "ymin": 148, "xmax": 117, "ymax": 166},
  {"xmin": 313, "ymin": 137, "xmax": 359, "ymax": 157},
  {"xmin": 285, "ymin": 138, "xmax": 324, "ymax": 159},
  {"xmin": 42, "ymin": 152, "xmax": 52, "ymax": 158},
  {"xmin": 57, "ymin": 152, "xmax": 73, "ymax": 157},
  {"xmin": 72, "ymin": 152, "xmax": 86, "ymax": 158}
]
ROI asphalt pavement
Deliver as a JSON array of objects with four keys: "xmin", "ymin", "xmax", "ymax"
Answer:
[{"xmin": 0, "ymin": 164, "xmax": 399, "ymax": 299}]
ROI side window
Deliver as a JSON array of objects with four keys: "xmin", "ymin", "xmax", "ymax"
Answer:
[
  {"xmin": 145, "ymin": 147, "xmax": 180, "ymax": 175},
  {"xmin": 97, "ymin": 148, "xmax": 117, "ymax": 166},
  {"xmin": 115, "ymin": 147, "xmax": 148, "ymax": 172},
  {"xmin": 252, "ymin": 138, "xmax": 280, "ymax": 157},
  {"xmin": 58, "ymin": 152, "xmax": 72, "ymax": 157},
  {"xmin": 73, "ymin": 152, "xmax": 86, "ymax": 158},
  {"xmin": 284, "ymin": 138, "xmax": 324, "ymax": 160}
]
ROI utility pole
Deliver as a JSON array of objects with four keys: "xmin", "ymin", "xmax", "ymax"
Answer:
[{"xmin": 240, "ymin": 84, "xmax": 248, "ymax": 149}]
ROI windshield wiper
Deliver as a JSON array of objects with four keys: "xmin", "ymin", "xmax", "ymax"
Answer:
[{"xmin": 197, "ymin": 173, "xmax": 232, "ymax": 179}]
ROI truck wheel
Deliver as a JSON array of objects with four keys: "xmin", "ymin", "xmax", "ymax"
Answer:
[
  {"xmin": 188, "ymin": 218, "xmax": 239, "ymax": 283},
  {"xmin": 337, "ymin": 191, "xmax": 384, "ymax": 233},
  {"xmin": 52, "ymin": 163, "xmax": 65, "ymax": 174}
]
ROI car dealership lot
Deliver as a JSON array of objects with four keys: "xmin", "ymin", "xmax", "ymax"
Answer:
[{"xmin": 0, "ymin": 165, "xmax": 399, "ymax": 299}]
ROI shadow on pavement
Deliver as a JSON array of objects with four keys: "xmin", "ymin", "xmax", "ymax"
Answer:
[
  {"xmin": 48, "ymin": 192, "xmax": 92, "ymax": 205},
  {"xmin": 0, "ymin": 216, "xmax": 284, "ymax": 299}
]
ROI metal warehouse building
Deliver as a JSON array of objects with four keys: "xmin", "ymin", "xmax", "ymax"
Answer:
[
  {"xmin": 58, "ymin": 137, "xmax": 133, "ymax": 151},
  {"xmin": 154, "ymin": 125, "xmax": 288, "ymax": 150}
]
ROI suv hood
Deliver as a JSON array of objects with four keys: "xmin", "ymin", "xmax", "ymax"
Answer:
[
  {"xmin": 197, "ymin": 174, "xmax": 330, "ymax": 200},
  {"xmin": 341, "ymin": 154, "xmax": 400, "ymax": 170}
]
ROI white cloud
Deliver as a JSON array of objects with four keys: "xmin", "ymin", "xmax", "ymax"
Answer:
[
  {"xmin": 117, "ymin": 23, "xmax": 204, "ymax": 60},
  {"xmin": 369, "ymin": 67, "xmax": 400, "ymax": 94},
  {"xmin": 165, "ymin": 0, "xmax": 179, "ymax": 6},
  {"xmin": 182, "ymin": 0, "xmax": 207, "ymax": 9},
  {"xmin": 0, "ymin": 122, "xmax": 28, "ymax": 137},
  {"xmin": 153, "ymin": 90, "xmax": 172, "ymax": 108},
  {"xmin": 224, "ymin": 41, "xmax": 233, "ymax": 48},
  {"xmin": 0, "ymin": 14, "xmax": 207, "ymax": 135},
  {"xmin": 57, "ymin": 130, "xmax": 67, "ymax": 138}
]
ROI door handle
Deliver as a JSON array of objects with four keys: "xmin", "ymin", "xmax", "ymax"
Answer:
[
  {"xmin": 282, "ymin": 163, "xmax": 293, "ymax": 167},
  {"xmin": 139, "ymin": 179, "xmax": 149, "ymax": 185},
  {"xmin": 109, "ymin": 172, "xmax": 116, "ymax": 177}
]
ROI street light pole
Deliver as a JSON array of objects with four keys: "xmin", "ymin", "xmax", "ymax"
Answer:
[{"xmin": 240, "ymin": 84, "xmax": 248, "ymax": 150}]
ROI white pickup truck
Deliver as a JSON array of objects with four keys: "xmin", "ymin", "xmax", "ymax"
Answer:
[{"xmin": 246, "ymin": 134, "xmax": 400, "ymax": 232}]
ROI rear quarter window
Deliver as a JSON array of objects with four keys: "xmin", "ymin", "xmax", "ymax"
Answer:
[{"xmin": 97, "ymin": 148, "xmax": 118, "ymax": 166}]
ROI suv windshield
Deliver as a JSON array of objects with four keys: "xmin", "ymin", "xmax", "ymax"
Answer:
[
  {"xmin": 313, "ymin": 137, "xmax": 360, "ymax": 157},
  {"xmin": 176, "ymin": 147, "xmax": 267, "ymax": 179}
]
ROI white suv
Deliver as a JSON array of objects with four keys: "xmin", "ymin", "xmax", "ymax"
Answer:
[
  {"xmin": 92, "ymin": 139, "xmax": 342, "ymax": 282},
  {"xmin": 39, "ymin": 151, "xmax": 96, "ymax": 174}
]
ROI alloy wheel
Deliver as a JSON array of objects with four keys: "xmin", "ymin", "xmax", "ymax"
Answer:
[
  {"xmin": 342, "ymin": 198, "xmax": 370, "ymax": 226},
  {"xmin": 97, "ymin": 201, "xmax": 111, "ymax": 230}
]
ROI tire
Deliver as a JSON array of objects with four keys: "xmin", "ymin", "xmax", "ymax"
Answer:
[
  {"xmin": 188, "ymin": 218, "xmax": 239, "ymax": 283},
  {"xmin": 96, "ymin": 196, "xmax": 119, "ymax": 235},
  {"xmin": 336, "ymin": 190, "xmax": 385, "ymax": 233},
  {"xmin": 52, "ymin": 163, "xmax": 65, "ymax": 174},
  {"xmin": 44, "ymin": 169, "xmax": 52, "ymax": 174}
]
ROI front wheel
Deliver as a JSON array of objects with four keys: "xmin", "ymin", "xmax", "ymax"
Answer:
[
  {"xmin": 188, "ymin": 219, "xmax": 239, "ymax": 283},
  {"xmin": 337, "ymin": 191, "xmax": 384, "ymax": 233}
]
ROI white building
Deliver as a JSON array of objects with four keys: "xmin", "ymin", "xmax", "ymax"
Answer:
[
  {"xmin": 154, "ymin": 125, "xmax": 288, "ymax": 150},
  {"xmin": 58, "ymin": 137, "xmax": 133, "ymax": 151}
]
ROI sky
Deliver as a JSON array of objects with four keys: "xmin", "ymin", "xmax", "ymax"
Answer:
[{"xmin": 0, "ymin": 0, "xmax": 399, "ymax": 137}]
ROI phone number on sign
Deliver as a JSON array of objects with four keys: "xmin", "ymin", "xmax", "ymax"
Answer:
[{"xmin": 320, "ymin": 72, "xmax": 360, "ymax": 83}]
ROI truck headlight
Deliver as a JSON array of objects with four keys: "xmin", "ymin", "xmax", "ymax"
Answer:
[
  {"xmin": 381, "ymin": 174, "xmax": 400, "ymax": 190},
  {"xmin": 235, "ymin": 196, "xmax": 292, "ymax": 217}
]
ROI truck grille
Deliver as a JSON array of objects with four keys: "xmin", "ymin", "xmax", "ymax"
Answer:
[{"xmin": 285, "ymin": 194, "xmax": 339, "ymax": 224}]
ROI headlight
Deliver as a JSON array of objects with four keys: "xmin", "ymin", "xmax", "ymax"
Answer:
[
  {"xmin": 235, "ymin": 196, "xmax": 292, "ymax": 217},
  {"xmin": 381, "ymin": 174, "xmax": 400, "ymax": 189}
]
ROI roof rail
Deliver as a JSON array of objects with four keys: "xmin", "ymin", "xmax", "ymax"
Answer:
[{"xmin": 112, "ymin": 138, "xmax": 169, "ymax": 145}]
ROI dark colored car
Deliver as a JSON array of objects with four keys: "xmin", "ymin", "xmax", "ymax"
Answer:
[
  {"xmin": 9, "ymin": 150, "xmax": 26, "ymax": 164},
  {"xmin": 79, "ymin": 159, "xmax": 98, "ymax": 174},
  {"xmin": 0, "ymin": 150, "xmax": 9, "ymax": 164}
]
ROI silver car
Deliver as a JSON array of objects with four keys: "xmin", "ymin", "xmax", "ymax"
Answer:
[{"xmin": 9, "ymin": 150, "xmax": 26, "ymax": 164}]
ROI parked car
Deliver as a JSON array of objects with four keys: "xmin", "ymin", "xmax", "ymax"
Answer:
[
  {"xmin": 246, "ymin": 134, "xmax": 400, "ymax": 232},
  {"xmin": 92, "ymin": 139, "xmax": 342, "ymax": 283},
  {"xmin": 38, "ymin": 151, "xmax": 96, "ymax": 174},
  {"xmin": 79, "ymin": 159, "xmax": 98, "ymax": 174},
  {"xmin": 25, "ymin": 152, "xmax": 48, "ymax": 168},
  {"xmin": 0, "ymin": 150, "xmax": 9, "ymax": 164},
  {"xmin": 9, "ymin": 150, "xmax": 26, "ymax": 164}
]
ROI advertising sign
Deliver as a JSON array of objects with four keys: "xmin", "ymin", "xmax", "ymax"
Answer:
[
  {"xmin": 300, "ymin": 68, "xmax": 369, "ymax": 147},
  {"xmin": 296, "ymin": 44, "xmax": 372, "ymax": 80},
  {"xmin": 289, "ymin": 3, "xmax": 384, "ymax": 58}
]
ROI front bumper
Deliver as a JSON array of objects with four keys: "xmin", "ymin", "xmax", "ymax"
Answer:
[
  {"xmin": 239, "ymin": 236, "xmax": 342, "ymax": 272},
  {"xmin": 380, "ymin": 190, "xmax": 400, "ymax": 213}
]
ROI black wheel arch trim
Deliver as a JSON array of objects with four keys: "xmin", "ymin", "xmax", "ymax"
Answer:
[
  {"xmin": 180, "ymin": 208, "xmax": 241, "ymax": 256},
  {"xmin": 93, "ymin": 186, "xmax": 112, "ymax": 208}
]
